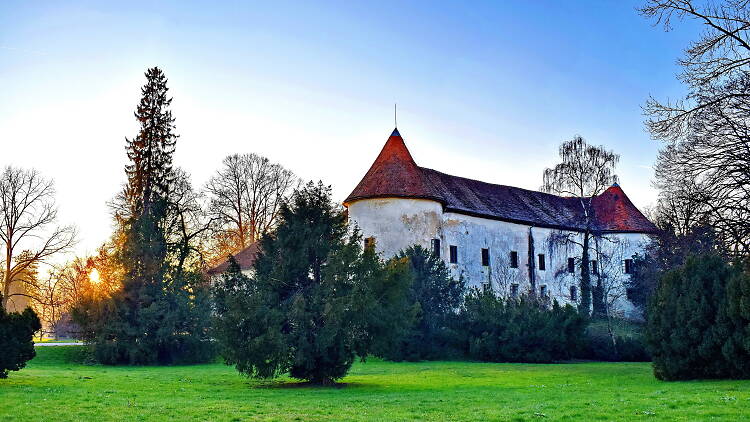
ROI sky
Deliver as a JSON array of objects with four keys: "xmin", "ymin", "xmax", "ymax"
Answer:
[{"xmin": 1, "ymin": 1, "xmax": 699, "ymax": 259}]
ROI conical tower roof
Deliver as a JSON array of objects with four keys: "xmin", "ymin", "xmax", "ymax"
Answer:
[{"xmin": 344, "ymin": 129, "xmax": 442, "ymax": 205}]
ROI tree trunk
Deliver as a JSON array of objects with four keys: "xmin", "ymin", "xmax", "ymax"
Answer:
[
  {"xmin": 579, "ymin": 230, "xmax": 592, "ymax": 315},
  {"xmin": 527, "ymin": 227, "xmax": 536, "ymax": 297}
]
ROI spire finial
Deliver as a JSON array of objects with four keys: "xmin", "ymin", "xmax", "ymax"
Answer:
[{"xmin": 394, "ymin": 103, "xmax": 397, "ymax": 128}]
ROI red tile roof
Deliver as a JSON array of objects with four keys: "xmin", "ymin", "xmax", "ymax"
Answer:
[
  {"xmin": 207, "ymin": 242, "xmax": 260, "ymax": 275},
  {"xmin": 344, "ymin": 129, "xmax": 657, "ymax": 234}
]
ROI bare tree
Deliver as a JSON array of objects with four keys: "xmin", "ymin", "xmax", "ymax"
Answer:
[
  {"xmin": 490, "ymin": 255, "xmax": 522, "ymax": 298},
  {"xmin": 0, "ymin": 166, "xmax": 76, "ymax": 310},
  {"xmin": 542, "ymin": 136, "xmax": 619, "ymax": 315},
  {"xmin": 641, "ymin": 0, "xmax": 750, "ymax": 255},
  {"xmin": 205, "ymin": 154, "xmax": 298, "ymax": 259},
  {"xmin": 166, "ymin": 168, "xmax": 216, "ymax": 274}
]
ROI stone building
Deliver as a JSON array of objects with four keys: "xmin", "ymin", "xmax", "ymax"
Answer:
[{"xmin": 344, "ymin": 129, "xmax": 657, "ymax": 318}]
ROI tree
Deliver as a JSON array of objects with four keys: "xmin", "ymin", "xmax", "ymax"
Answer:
[
  {"xmin": 73, "ymin": 67, "xmax": 213, "ymax": 364},
  {"xmin": 0, "ymin": 297, "xmax": 41, "ymax": 378},
  {"xmin": 381, "ymin": 245, "xmax": 465, "ymax": 361},
  {"xmin": 212, "ymin": 182, "xmax": 413, "ymax": 384},
  {"xmin": 646, "ymin": 255, "xmax": 750, "ymax": 380},
  {"xmin": 205, "ymin": 153, "xmax": 297, "ymax": 260},
  {"xmin": 542, "ymin": 136, "xmax": 619, "ymax": 315},
  {"xmin": 640, "ymin": 0, "xmax": 750, "ymax": 255},
  {"xmin": 0, "ymin": 166, "xmax": 76, "ymax": 311}
]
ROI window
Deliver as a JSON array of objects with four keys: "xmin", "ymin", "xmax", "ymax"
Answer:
[
  {"xmin": 538, "ymin": 254, "xmax": 546, "ymax": 271},
  {"xmin": 364, "ymin": 237, "xmax": 375, "ymax": 250},
  {"xmin": 481, "ymin": 248, "xmax": 490, "ymax": 267},
  {"xmin": 591, "ymin": 260, "xmax": 598, "ymax": 275},
  {"xmin": 509, "ymin": 251, "xmax": 518, "ymax": 268},
  {"xmin": 624, "ymin": 259, "xmax": 634, "ymax": 274},
  {"xmin": 570, "ymin": 285, "xmax": 577, "ymax": 301},
  {"xmin": 568, "ymin": 257, "xmax": 575, "ymax": 273},
  {"xmin": 431, "ymin": 238, "xmax": 441, "ymax": 258},
  {"xmin": 449, "ymin": 245, "xmax": 458, "ymax": 264},
  {"xmin": 540, "ymin": 285, "xmax": 548, "ymax": 298},
  {"xmin": 510, "ymin": 283, "xmax": 519, "ymax": 298}
]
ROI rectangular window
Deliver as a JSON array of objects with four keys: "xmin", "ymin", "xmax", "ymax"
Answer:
[
  {"xmin": 568, "ymin": 257, "xmax": 575, "ymax": 273},
  {"xmin": 364, "ymin": 237, "xmax": 375, "ymax": 250},
  {"xmin": 510, "ymin": 283, "xmax": 519, "ymax": 298},
  {"xmin": 449, "ymin": 245, "xmax": 458, "ymax": 264},
  {"xmin": 431, "ymin": 238, "xmax": 441, "ymax": 258},
  {"xmin": 540, "ymin": 285, "xmax": 548, "ymax": 298},
  {"xmin": 591, "ymin": 260, "xmax": 598, "ymax": 275},
  {"xmin": 481, "ymin": 248, "xmax": 490, "ymax": 267},
  {"xmin": 570, "ymin": 285, "xmax": 577, "ymax": 301},
  {"xmin": 509, "ymin": 251, "xmax": 518, "ymax": 268},
  {"xmin": 538, "ymin": 254, "xmax": 546, "ymax": 271},
  {"xmin": 624, "ymin": 259, "xmax": 634, "ymax": 274}
]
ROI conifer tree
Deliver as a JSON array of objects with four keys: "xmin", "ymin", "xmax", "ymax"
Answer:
[
  {"xmin": 74, "ymin": 68, "xmax": 212, "ymax": 364},
  {"xmin": 0, "ymin": 293, "xmax": 41, "ymax": 378},
  {"xmin": 212, "ymin": 182, "xmax": 413, "ymax": 384}
]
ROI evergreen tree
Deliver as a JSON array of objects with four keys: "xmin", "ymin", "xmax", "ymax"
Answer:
[
  {"xmin": 381, "ymin": 245, "xmax": 465, "ymax": 361},
  {"xmin": 212, "ymin": 182, "xmax": 413, "ymax": 384},
  {"xmin": 0, "ymin": 294, "xmax": 41, "ymax": 378},
  {"xmin": 647, "ymin": 255, "xmax": 750, "ymax": 380},
  {"xmin": 73, "ymin": 68, "xmax": 212, "ymax": 365}
]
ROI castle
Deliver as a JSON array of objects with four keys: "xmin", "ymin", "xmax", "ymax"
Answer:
[{"xmin": 344, "ymin": 129, "xmax": 657, "ymax": 318}]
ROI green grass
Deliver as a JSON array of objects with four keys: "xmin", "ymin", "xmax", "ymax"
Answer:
[{"xmin": 2, "ymin": 347, "xmax": 749, "ymax": 421}]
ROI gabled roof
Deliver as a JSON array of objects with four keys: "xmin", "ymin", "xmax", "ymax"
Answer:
[
  {"xmin": 207, "ymin": 242, "xmax": 260, "ymax": 275},
  {"xmin": 344, "ymin": 129, "xmax": 657, "ymax": 234}
]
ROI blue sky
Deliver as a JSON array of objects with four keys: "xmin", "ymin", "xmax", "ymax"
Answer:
[{"xmin": 1, "ymin": 1, "xmax": 698, "ymax": 256}]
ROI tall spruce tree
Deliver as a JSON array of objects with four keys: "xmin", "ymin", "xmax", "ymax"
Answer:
[{"xmin": 74, "ymin": 68, "xmax": 213, "ymax": 364}]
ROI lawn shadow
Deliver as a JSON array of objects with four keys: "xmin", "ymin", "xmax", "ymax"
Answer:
[{"xmin": 252, "ymin": 380, "xmax": 372, "ymax": 390}]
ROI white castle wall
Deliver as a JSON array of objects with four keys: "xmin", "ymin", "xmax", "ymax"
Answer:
[{"xmin": 347, "ymin": 197, "xmax": 650, "ymax": 319}]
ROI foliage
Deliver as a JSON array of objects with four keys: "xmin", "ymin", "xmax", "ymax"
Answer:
[
  {"xmin": 647, "ymin": 255, "xmax": 750, "ymax": 380},
  {"xmin": 640, "ymin": 0, "xmax": 750, "ymax": 254},
  {"xmin": 581, "ymin": 319, "xmax": 650, "ymax": 362},
  {"xmin": 541, "ymin": 135, "xmax": 619, "ymax": 315},
  {"xmin": 72, "ymin": 67, "xmax": 213, "ymax": 365},
  {"xmin": 0, "ymin": 300, "xmax": 41, "ymax": 378},
  {"xmin": 459, "ymin": 288, "xmax": 587, "ymax": 363},
  {"xmin": 379, "ymin": 245, "xmax": 465, "ymax": 361},
  {"xmin": 628, "ymin": 224, "xmax": 717, "ymax": 317},
  {"xmin": 212, "ymin": 182, "xmax": 413, "ymax": 384}
]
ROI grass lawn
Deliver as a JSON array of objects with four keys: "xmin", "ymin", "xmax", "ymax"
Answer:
[{"xmin": 2, "ymin": 347, "xmax": 749, "ymax": 421}]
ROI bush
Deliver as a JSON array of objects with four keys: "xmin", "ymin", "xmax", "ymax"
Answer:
[
  {"xmin": 646, "ymin": 255, "xmax": 750, "ymax": 380},
  {"xmin": 378, "ymin": 245, "xmax": 465, "ymax": 361},
  {"xmin": 0, "ymin": 306, "xmax": 41, "ymax": 378},
  {"xmin": 582, "ymin": 328, "xmax": 650, "ymax": 362},
  {"xmin": 460, "ymin": 289, "xmax": 586, "ymax": 363}
]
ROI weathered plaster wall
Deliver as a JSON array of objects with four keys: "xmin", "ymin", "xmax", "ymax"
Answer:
[
  {"xmin": 347, "ymin": 197, "xmax": 651, "ymax": 319},
  {"xmin": 348, "ymin": 198, "xmax": 443, "ymax": 258}
]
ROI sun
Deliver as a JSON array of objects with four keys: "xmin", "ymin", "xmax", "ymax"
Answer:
[{"xmin": 89, "ymin": 268, "xmax": 101, "ymax": 284}]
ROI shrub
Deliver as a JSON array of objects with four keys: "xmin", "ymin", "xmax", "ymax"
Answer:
[
  {"xmin": 646, "ymin": 255, "xmax": 750, "ymax": 380},
  {"xmin": 460, "ymin": 288, "xmax": 586, "ymax": 363},
  {"xmin": 0, "ymin": 305, "xmax": 41, "ymax": 378},
  {"xmin": 582, "ymin": 329, "xmax": 650, "ymax": 362},
  {"xmin": 379, "ymin": 245, "xmax": 465, "ymax": 361}
]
